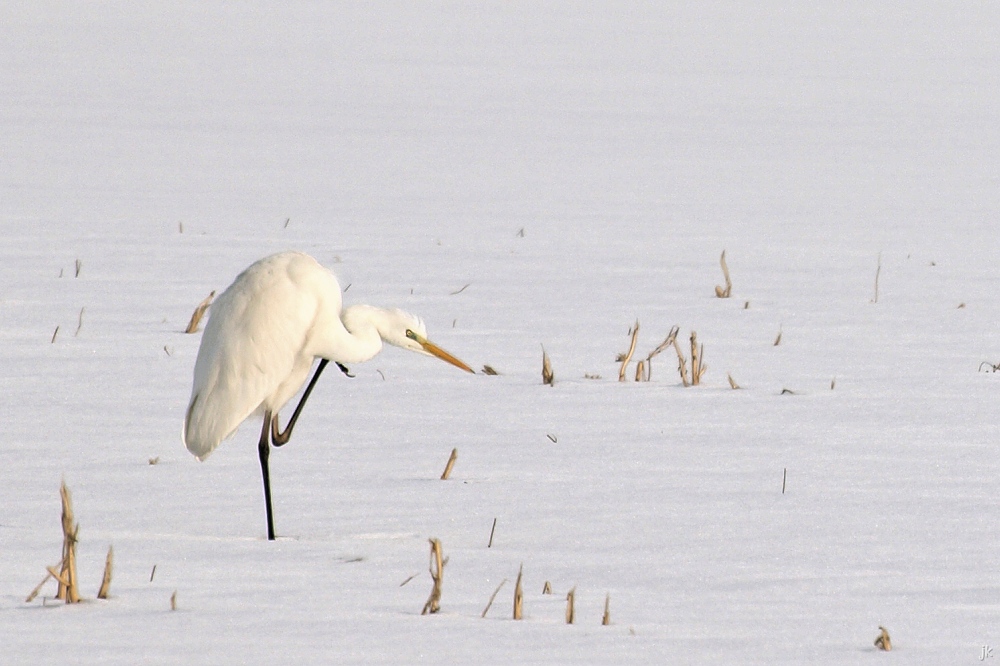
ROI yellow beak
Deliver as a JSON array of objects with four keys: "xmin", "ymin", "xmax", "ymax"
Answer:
[{"xmin": 407, "ymin": 330, "xmax": 475, "ymax": 373}]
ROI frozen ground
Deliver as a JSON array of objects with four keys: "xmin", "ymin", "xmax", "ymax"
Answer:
[{"xmin": 2, "ymin": 2, "xmax": 1000, "ymax": 664}]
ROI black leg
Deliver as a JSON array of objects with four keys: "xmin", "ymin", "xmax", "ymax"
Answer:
[
  {"xmin": 271, "ymin": 358, "xmax": 330, "ymax": 446},
  {"xmin": 258, "ymin": 412, "xmax": 276, "ymax": 541}
]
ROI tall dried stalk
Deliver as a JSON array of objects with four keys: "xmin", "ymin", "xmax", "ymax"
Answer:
[
  {"xmin": 421, "ymin": 539, "xmax": 445, "ymax": 614},
  {"xmin": 56, "ymin": 481, "xmax": 81, "ymax": 603},
  {"xmin": 513, "ymin": 564, "xmax": 524, "ymax": 620},
  {"xmin": 185, "ymin": 290, "xmax": 215, "ymax": 334},
  {"xmin": 715, "ymin": 250, "xmax": 732, "ymax": 298},
  {"xmin": 602, "ymin": 593, "xmax": 611, "ymax": 625},
  {"xmin": 618, "ymin": 321, "xmax": 640, "ymax": 381}
]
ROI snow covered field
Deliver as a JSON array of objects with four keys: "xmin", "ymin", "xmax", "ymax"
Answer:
[{"xmin": 3, "ymin": 2, "xmax": 1000, "ymax": 663}]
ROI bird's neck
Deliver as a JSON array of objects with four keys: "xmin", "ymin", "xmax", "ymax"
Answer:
[{"xmin": 333, "ymin": 304, "xmax": 389, "ymax": 364}]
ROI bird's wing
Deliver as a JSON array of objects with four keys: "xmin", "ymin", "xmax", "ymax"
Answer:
[{"xmin": 183, "ymin": 254, "xmax": 322, "ymax": 459}]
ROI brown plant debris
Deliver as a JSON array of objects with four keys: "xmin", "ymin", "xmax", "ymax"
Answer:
[
  {"xmin": 715, "ymin": 250, "xmax": 732, "ymax": 298},
  {"xmin": 55, "ymin": 481, "xmax": 81, "ymax": 603},
  {"xmin": 97, "ymin": 546, "xmax": 113, "ymax": 599},
  {"xmin": 671, "ymin": 337, "xmax": 690, "ymax": 387},
  {"xmin": 602, "ymin": 593, "xmax": 611, "ymax": 625},
  {"xmin": 481, "ymin": 365, "xmax": 499, "ymax": 375},
  {"xmin": 542, "ymin": 345, "xmax": 554, "ymax": 385},
  {"xmin": 513, "ymin": 564, "xmax": 524, "ymax": 620},
  {"xmin": 185, "ymin": 290, "xmax": 216, "ymax": 334},
  {"xmin": 690, "ymin": 331, "xmax": 706, "ymax": 385},
  {"xmin": 727, "ymin": 373, "xmax": 740, "ymax": 389},
  {"xmin": 874, "ymin": 626, "xmax": 892, "ymax": 651},
  {"xmin": 644, "ymin": 326, "xmax": 679, "ymax": 382},
  {"xmin": 421, "ymin": 539, "xmax": 445, "ymax": 615},
  {"xmin": 618, "ymin": 320, "xmax": 640, "ymax": 381},
  {"xmin": 565, "ymin": 586, "xmax": 576, "ymax": 624},
  {"xmin": 481, "ymin": 579, "xmax": 507, "ymax": 618},
  {"xmin": 440, "ymin": 448, "xmax": 458, "ymax": 480}
]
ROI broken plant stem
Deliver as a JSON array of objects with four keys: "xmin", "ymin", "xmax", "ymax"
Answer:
[
  {"xmin": 513, "ymin": 564, "xmax": 524, "ymax": 620},
  {"xmin": 440, "ymin": 448, "xmax": 457, "ymax": 480},
  {"xmin": 185, "ymin": 290, "xmax": 215, "ymax": 334},
  {"xmin": 421, "ymin": 539, "xmax": 445, "ymax": 615},
  {"xmin": 715, "ymin": 249, "xmax": 732, "ymax": 297},
  {"xmin": 481, "ymin": 579, "xmax": 508, "ymax": 618},
  {"xmin": 618, "ymin": 320, "xmax": 640, "ymax": 381}
]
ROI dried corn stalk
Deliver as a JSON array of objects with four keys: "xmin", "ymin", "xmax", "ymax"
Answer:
[
  {"xmin": 672, "ymin": 337, "xmax": 690, "ymax": 387},
  {"xmin": 421, "ymin": 539, "xmax": 445, "ymax": 615},
  {"xmin": 644, "ymin": 326, "xmax": 679, "ymax": 382},
  {"xmin": 513, "ymin": 564, "xmax": 524, "ymax": 620},
  {"xmin": 565, "ymin": 586, "xmax": 576, "ymax": 624},
  {"xmin": 56, "ymin": 481, "xmax": 81, "ymax": 603},
  {"xmin": 481, "ymin": 579, "xmax": 507, "ymax": 618},
  {"xmin": 690, "ymin": 331, "xmax": 706, "ymax": 385},
  {"xmin": 874, "ymin": 626, "xmax": 892, "ymax": 651},
  {"xmin": 541, "ymin": 346, "xmax": 554, "ymax": 386},
  {"xmin": 440, "ymin": 448, "xmax": 458, "ymax": 480},
  {"xmin": 97, "ymin": 546, "xmax": 113, "ymax": 599},
  {"xmin": 715, "ymin": 250, "xmax": 732, "ymax": 298},
  {"xmin": 185, "ymin": 290, "xmax": 215, "ymax": 333},
  {"xmin": 618, "ymin": 321, "xmax": 640, "ymax": 381}
]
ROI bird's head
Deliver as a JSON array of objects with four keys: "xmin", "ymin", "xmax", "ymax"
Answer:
[{"xmin": 375, "ymin": 308, "xmax": 475, "ymax": 374}]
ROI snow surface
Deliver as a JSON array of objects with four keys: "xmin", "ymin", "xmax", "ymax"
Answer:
[{"xmin": 3, "ymin": 2, "xmax": 1000, "ymax": 664}]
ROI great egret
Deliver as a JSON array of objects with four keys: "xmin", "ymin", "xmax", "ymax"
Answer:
[{"xmin": 182, "ymin": 251, "xmax": 474, "ymax": 540}]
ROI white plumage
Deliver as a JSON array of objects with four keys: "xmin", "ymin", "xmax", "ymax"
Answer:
[{"xmin": 182, "ymin": 251, "xmax": 473, "ymax": 539}]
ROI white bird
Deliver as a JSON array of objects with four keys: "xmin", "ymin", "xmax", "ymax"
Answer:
[{"xmin": 182, "ymin": 251, "xmax": 474, "ymax": 540}]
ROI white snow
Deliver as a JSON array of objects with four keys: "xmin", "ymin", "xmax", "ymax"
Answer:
[{"xmin": 2, "ymin": 2, "xmax": 1000, "ymax": 663}]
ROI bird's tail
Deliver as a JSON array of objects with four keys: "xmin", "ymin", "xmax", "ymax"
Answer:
[{"xmin": 182, "ymin": 393, "xmax": 224, "ymax": 461}]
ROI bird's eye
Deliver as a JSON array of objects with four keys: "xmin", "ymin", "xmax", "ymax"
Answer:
[{"xmin": 405, "ymin": 329, "xmax": 417, "ymax": 340}]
